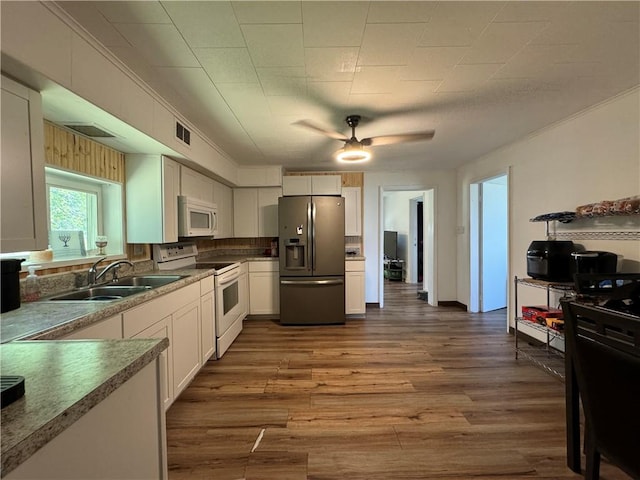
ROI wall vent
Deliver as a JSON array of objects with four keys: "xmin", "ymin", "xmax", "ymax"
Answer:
[
  {"xmin": 176, "ymin": 121, "xmax": 191, "ymax": 146},
  {"xmin": 64, "ymin": 124, "xmax": 115, "ymax": 138}
]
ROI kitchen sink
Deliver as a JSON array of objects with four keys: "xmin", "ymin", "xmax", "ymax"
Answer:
[
  {"xmin": 48, "ymin": 285, "xmax": 151, "ymax": 301},
  {"xmin": 111, "ymin": 275, "xmax": 188, "ymax": 288},
  {"xmin": 46, "ymin": 275, "xmax": 188, "ymax": 301}
]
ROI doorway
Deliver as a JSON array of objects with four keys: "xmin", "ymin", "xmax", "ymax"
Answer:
[
  {"xmin": 470, "ymin": 174, "xmax": 508, "ymax": 312},
  {"xmin": 380, "ymin": 188, "xmax": 435, "ymax": 308}
]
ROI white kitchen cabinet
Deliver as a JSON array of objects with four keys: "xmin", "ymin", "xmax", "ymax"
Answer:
[
  {"xmin": 213, "ymin": 180, "xmax": 233, "ymax": 238},
  {"xmin": 200, "ymin": 276, "xmax": 216, "ymax": 364},
  {"xmin": 171, "ymin": 299, "xmax": 201, "ymax": 398},
  {"xmin": 122, "ymin": 281, "xmax": 200, "ymax": 408},
  {"xmin": 248, "ymin": 261, "xmax": 279, "ymax": 316},
  {"xmin": 238, "ymin": 261, "xmax": 249, "ymax": 320},
  {"xmin": 233, "ymin": 187, "xmax": 281, "ymax": 238},
  {"xmin": 233, "ymin": 188, "xmax": 258, "ymax": 238},
  {"xmin": 1, "ymin": 75, "xmax": 47, "ymax": 253},
  {"xmin": 345, "ymin": 260, "xmax": 366, "ymax": 315},
  {"xmin": 62, "ymin": 314, "xmax": 122, "ymax": 339},
  {"xmin": 258, "ymin": 187, "xmax": 281, "ymax": 237},
  {"xmin": 133, "ymin": 316, "xmax": 173, "ymax": 410},
  {"xmin": 343, "ymin": 186, "xmax": 362, "ymax": 236},
  {"xmin": 125, "ymin": 155, "xmax": 179, "ymax": 244},
  {"xmin": 282, "ymin": 175, "xmax": 342, "ymax": 196},
  {"xmin": 180, "ymin": 165, "xmax": 215, "ymax": 204},
  {"xmin": 5, "ymin": 361, "xmax": 166, "ymax": 480}
]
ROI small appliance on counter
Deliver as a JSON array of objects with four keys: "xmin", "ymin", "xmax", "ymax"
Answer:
[
  {"xmin": 526, "ymin": 240, "xmax": 576, "ymax": 282},
  {"xmin": 572, "ymin": 251, "xmax": 620, "ymax": 275},
  {"xmin": 1, "ymin": 258, "xmax": 25, "ymax": 313}
]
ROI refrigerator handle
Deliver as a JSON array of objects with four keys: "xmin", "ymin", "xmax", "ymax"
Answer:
[
  {"xmin": 307, "ymin": 201, "xmax": 313, "ymax": 270},
  {"xmin": 311, "ymin": 201, "xmax": 317, "ymax": 270}
]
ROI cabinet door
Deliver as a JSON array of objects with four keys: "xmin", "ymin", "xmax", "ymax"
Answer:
[
  {"xmin": 133, "ymin": 316, "xmax": 174, "ymax": 410},
  {"xmin": 312, "ymin": 175, "xmax": 342, "ymax": 195},
  {"xmin": 233, "ymin": 188, "xmax": 258, "ymax": 237},
  {"xmin": 181, "ymin": 166, "xmax": 214, "ymax": 204},
  {"xmin": 282, "ymin": 176, "xmax": 311, "ymax": 196},
  {"xmin": 249, "ymin": 271, "xmax": 280, "ymax": 315},
  {"xmin": 1, "ymin": 76, "xmax": 47, "ymax": 253},
  {"xmin": 161, "ymin": 156, "xmax": 180, "ymax": 243},
  {"xmin": 258, "ymin": 187, "xmax": 282, "ymax": 237},
  {"xmin": 213, "ymin": 181, "xmax": 233, "ymax": 238},
  {"xmin": 345, "ymin": 271, "xmax": 366, "ymax": 314},
  {"xmin": 62, "ymin": 315, "xmax": 123, "ymax": 339},
  {"xmin": 343, "ymin": 187, "xmax": 362, "ymax": 236},
  {"xmin": 172, "ymin": 299, "xmax": 201, "ymax": 397},
  {"xmin": 200, "ymin": 290, "xmax": 216, "ymax": 364}
]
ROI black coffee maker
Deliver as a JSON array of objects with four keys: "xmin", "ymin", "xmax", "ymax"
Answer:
[{"xmin": 1, "ymin": 258, "xmax": 25, "ymax": 313}]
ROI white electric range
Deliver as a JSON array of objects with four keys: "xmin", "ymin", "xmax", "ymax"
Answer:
[{"xmin": 153, "ymin": 243, "xmax": 245, "ymax": 358}]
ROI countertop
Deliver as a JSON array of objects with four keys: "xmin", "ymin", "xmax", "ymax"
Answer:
[
  {"xmin": 0, "ymin": 338, "xmax": 169, "ymax": 478},
  {"xmin": 0, "ymin": 267, "xmax": 213, "ymax": 344}
]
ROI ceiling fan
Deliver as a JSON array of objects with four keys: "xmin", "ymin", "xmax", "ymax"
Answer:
[{"xmin": 295, "ymin": 115, "xmax": 435, "ymax": 163}]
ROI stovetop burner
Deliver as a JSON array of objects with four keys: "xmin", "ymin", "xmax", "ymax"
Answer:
[{"xmin": 196, "ymin": 262, "xmax": 235, "ymax": 269}]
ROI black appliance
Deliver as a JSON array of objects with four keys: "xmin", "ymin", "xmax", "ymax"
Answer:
[
  {"xmin": 1, "ymin": 259, "xmax": 25, "ymax": 313},
  {"xmin": 527, "ymin": 240, "xmax": 575, "ymax": 281},
  {"xmin": 572, "ymin": 251, "xmax": 618, "ymax": 275}
]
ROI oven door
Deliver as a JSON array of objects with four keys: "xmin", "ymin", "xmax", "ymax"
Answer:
[{"xmin": 215, "ymin": 267, "xmax": 242, "ymax": 336}]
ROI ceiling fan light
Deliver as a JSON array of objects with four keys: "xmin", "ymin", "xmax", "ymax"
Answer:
[{"xmin": 336, "ymin": 145, "xmax": 371, "ymax": 163}]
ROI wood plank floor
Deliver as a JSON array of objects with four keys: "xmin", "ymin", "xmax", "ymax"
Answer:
[{"xmin": 166, "ymin": 281, "xmax": 631, "ymax": 479}]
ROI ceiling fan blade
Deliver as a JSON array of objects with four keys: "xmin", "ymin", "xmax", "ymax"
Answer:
[
  {"xmin": 293, "ymin": 119, "xmax": 348, "ymax": 141},
  {"xmin": 362, "ymin": 130, "xmax": 435, "ymax": 147}
]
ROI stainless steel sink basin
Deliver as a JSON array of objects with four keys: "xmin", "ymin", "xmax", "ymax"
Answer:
[
  {"xmin": 48, "ymin": 285, "xmax": 151, "ymax": 301},
  {"xmin": 111, "ymin": 275, "xmax": 187, "ymax": 288}
]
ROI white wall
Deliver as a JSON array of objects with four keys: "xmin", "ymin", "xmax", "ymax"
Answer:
[
  {"xmin": 457, "ymin": 87, "xmax": 640, "ymax": 328},
  {"xmin": 364, "ymin": 170, "xmax": 457, "ymax": 304}
]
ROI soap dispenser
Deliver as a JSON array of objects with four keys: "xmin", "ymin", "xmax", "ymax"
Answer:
[{"xmin": 24, "ymin": 265, "xmax": 41, "ymax": 302}]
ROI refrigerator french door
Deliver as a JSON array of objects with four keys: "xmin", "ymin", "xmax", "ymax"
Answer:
[{"xmin": 279, "ymin": 195, "xmax": 345, "ymax": 325}]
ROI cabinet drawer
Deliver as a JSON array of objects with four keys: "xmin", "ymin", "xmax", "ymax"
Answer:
[
  {"xmin": 123, "ymin": 282, "xmax": 200, "ymax": 337},
  {"xmin": 249, "ymin": 260, "xmax": 278, "ymax": 272},
  {"xmin": 200, "ymin": 275, "xmax": 214, "ymax": 295},
  {"xmin": 345, "ymin": 260, "xmax": 365, "ymax": 272}
]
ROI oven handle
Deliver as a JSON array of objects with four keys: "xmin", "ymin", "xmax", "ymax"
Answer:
[
  {"xmin": 280, "ymin": 279, "xmax": 344, "ymax": 286},
  {"xmin": 217, "ymin": 270, "xmax": 240, "ymax": 285}
]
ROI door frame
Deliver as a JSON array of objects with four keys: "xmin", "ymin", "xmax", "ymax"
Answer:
[
  {"xmin": 469, "ymin": 170, "xmax": 510, "ymax": 313},
  {"xmin": 379, "ymin": 186, "xmax": 436, "ymax": 308}
]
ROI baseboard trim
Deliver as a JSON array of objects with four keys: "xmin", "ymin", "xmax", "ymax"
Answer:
[{"xmin": 438, "ymin": 301, "xmax": 468, "ymax": 311}]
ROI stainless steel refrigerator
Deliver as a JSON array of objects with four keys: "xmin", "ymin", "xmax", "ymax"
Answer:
[{"xmin": 279, "ymin": 195, "xmax": 345, "ymax": 325}]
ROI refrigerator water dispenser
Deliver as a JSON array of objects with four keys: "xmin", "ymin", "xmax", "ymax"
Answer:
[{"xmin": 285, "ymin": 241, "xmax": 306, "ymax": 269}]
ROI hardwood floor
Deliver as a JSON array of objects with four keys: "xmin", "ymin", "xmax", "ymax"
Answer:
[{"xmin": 166, "ymin": 281, "xmax": 630, "ymax": 479}]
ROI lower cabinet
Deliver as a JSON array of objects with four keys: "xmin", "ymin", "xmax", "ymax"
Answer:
[
  {"xmin": 345, "ymin": 260, "xmax": 366, "ymax": 315},
  {"xmin": 133, "ymin": 316, "xmax": 173, "ymax": 410},
  {"xmin": 123, "ymin": 281, "xmax": 202, "ymax": 409},
  {"xmin": 200, "ymin": 276, "xmax": 216, "ymax": 364},
  {"xmin": 171, "ymin": 299, "xmax": 201, "ymax": 398},
  {"xmin": 248, "ymin": 260, "xmax": 279, "ymax": 315},
  {"xmin": 6, "ymin": 361, "xmax": 166, "ymax": 480}
]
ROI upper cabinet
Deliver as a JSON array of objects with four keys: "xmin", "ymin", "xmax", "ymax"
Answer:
[
  {"xmin": 125, "ymin": 155, "xmax": 179, "ymax": 244},
  {"xmin": 180, "ymin": 165, "xmax": 214, "ymax": 204},
  {"xmin": 233, "ymin": 187, "xmax": 281, "ymax": 238},
  {"xmin": 282, "ymin": 175, "xmax": 342, "ymax": 196},
  {"xmin": 1, "ymin": 75, "xmax": 48, "ymax": 253},
  {"xmin": 343, "ymin": 187, "xmax": 362, "ymax": 237},
  {"xmin": 212, "ymin": 180, "xmax": 233, "ymax": 239}
]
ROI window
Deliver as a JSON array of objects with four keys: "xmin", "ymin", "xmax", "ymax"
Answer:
[{"xmin": 47, "ymin": 174, "xmax": 101, "ymax": 255}]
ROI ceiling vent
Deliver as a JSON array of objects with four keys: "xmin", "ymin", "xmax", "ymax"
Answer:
[
  {"xmin": 176, "ymin": 121, "xmax": 191, "ymax": 146},
  {"xmin": 64, "ymin": 124, "xmax": 115, "ymax": 138}
]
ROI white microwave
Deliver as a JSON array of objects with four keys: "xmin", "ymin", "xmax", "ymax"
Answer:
[{"xmin": 178, "ymin": 196, "xmax": 218, "ymax": 237}]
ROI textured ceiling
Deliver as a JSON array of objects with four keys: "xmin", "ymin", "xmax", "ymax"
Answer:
[{"xmin": 56, "ymin": 1, "xmax": 639, "ymax": 171}]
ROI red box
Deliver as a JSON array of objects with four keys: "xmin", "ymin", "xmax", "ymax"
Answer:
[{"xmin": 522, "ymin": 306, "xmax": 564, "ymax": 325}]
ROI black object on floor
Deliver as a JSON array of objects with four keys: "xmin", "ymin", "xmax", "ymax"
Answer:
[{"xmin": 1, "ymin": 375, "xmax": 25, "ymax": 408}]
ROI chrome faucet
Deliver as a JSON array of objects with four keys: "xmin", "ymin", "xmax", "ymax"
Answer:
[{"xmin": 88, "ymin": 257, "xmax": 134, "ymax": 285}]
